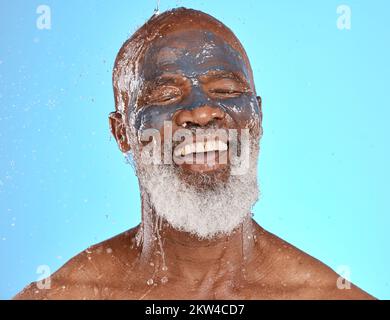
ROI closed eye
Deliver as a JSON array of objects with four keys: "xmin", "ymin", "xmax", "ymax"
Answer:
[
  {"xmin": 209, "ymin": 88, "xmax": 245, "ymax": 97},
  {"xmin": 205, "ymin": 78, "xmax": 248, "ymax": 99},
  {"xmin": 147, "ymin": 86, "xmax": 182, "ymax": 105}
]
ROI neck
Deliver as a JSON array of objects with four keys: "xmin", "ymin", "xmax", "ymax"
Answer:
[{"xmin": 135, "ymin": 194, "xmax": 259, "ymax": 285}]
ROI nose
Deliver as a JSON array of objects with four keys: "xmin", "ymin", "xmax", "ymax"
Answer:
[{"xmin": 174, "ymin": 105, "xmax": 225, "ymax": 127}]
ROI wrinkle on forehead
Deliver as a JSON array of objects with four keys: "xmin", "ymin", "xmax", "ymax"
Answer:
[
  {"xmin": 156, "ymin": 42, "xmax": 218, "ymax": 67},
  {"xmin": 156, "ymin": 47, "xmax": 185, "ymax": 66},
  {"xmin": 142, "ymin": 29, "xmax": 249, "ymax": 80}
]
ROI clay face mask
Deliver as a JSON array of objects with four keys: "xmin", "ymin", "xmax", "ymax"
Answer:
[{"xmin": 132, "ymin": 29, "xmax": 260, "ymax": 135}]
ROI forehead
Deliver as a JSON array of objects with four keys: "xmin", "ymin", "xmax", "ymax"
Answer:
[{"xmin": 141, "ymin": 29, "xmax": 250, "ymax": 80}]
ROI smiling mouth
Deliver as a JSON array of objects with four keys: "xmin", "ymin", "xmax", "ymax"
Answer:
[{"xmin": 172, "ymin": 137, "xmax": 229, "ymax": 172}]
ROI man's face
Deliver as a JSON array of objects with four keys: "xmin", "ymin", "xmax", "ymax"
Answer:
[{"xmin": 130, "ymin": 28, "xmax": 261, "ymax": 182}]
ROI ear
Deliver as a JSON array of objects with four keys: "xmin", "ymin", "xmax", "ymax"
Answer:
[
  {"xmin": 108, "ymin": 111, "xmax": 131, "ymax": 153},
  {"xmin": 256, "ymin": 96, "xmax": 263, "ymax": 124}
]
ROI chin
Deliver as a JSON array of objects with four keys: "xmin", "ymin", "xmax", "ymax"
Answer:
[{"xmin": 175, "ymin": 163, "xmax": 231, "ymax": 190}]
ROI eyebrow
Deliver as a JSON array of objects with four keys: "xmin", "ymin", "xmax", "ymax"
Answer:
[
  {"xmin": 148, "ymin": 71, "xmax": 249, "ymax": 89},
  {"xmin": 151, "ymin": 73, "xmax": 189, "ymax": 86},
  {"xmin": 199, "ymin": 70, "xmax": 250, "ymax": 86}
]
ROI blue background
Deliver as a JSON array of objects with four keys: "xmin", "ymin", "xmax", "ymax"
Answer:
[{"xmin": 0, "ymin": 0, "xmax": 389, "ymax": 299}]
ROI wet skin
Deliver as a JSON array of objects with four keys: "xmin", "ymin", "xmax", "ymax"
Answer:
[
  {"xmin": 135, "ymin": 29, "xmax": 261, "ymax": 173},
  {"xmin": 15, "ymin": 11, "xmax": 374, "ymax": 300},
  {"xmin": 14, "ymin": 222, "xmax": 374, "ymax": 300}
]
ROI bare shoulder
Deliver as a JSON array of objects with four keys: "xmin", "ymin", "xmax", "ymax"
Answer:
[
  {"xmin": 13, "ymin": 227, "xmax": 141, "ymax": 300},
  {"xmin": 250, "ymin": 226, "xmax": 375, "ymax": 299}
]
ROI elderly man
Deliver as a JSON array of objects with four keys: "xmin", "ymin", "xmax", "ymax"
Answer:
[{"xmin": 15, "ymin": 8, "xmax": 373, "ymax": 300}]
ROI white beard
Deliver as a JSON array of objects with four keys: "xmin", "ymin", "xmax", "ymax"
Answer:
[{"xmin": 135, "ymin": 143, "xmax": 260, "ymax": 239}]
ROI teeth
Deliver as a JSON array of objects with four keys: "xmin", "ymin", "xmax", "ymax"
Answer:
[
  {"xmin": 195, "ymin": 142, "xmax": 205, "ymax": 153},
  {"xmin": 174, "ymin": 140, "xmax": 228, "ymax": 157},
  {"xmin": 204, "ymin": 140, "xmax": 215, "ymax": 152},
  {"xmin": 185, "ymin": 144, "xmax": 194, "ymax": 155},
  {"xmin": 217, "ymin": 140, "xmax": 228, "ymax": 151}
]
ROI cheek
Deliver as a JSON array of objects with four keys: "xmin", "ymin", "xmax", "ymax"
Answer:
[
  {"xmin": 134, "ymin": 106, "xmax": 177, "ymax": 132},
  {"xmin": 217, "ymin": 95, "xmax": 260, "ymax": 127}
]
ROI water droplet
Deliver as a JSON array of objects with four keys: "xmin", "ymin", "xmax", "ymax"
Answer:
[
  {"xmin": 154, "ymin": 0, "xmax": 160, "ymax": 15},
  {"xmin": 146, "ymin": 279, "xmax": 154, "ymax": 286},
  {"xmin": 161, "ymin": 276, "xmax": 168, "ymax": 284}
]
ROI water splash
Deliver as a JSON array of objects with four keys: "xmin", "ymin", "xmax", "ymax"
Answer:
[
  {"xmin": 154, "ymin": 215, "xmax": 167, "ymax": 272},
  {"xmin": 154, "ymin": 0, "xmax": 160, "ymax": 15}
]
